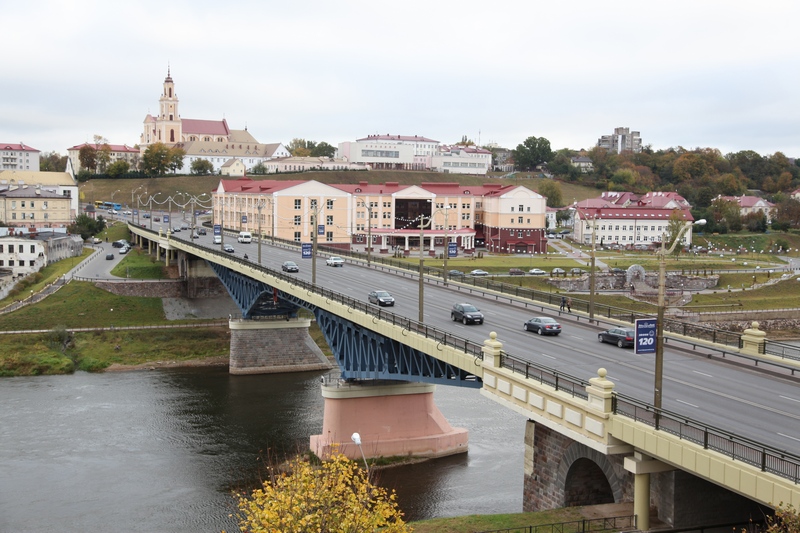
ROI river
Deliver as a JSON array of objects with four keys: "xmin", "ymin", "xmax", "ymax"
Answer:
[{"xmin": 0, "ymin": 367, "xmax": 526, "ymax": 532}]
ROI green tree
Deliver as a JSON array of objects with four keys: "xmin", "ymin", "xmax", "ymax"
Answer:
[
  {"xmin": 141, "ymin": 143, "xmax": 171, "ymax": 176},
  {"xmin": 458, "ymin": 135, "xmax": 475, "ymax": 146},
  {"xmin": 287, "ymin": 138, "xmax": 314, "ymax": 156},
  {"xmin": 106, "ymin": 160, "xmax": 130, "ymax": 178},
  {"xmin": 512, "ymin": 136, "xmax": 553, "ymax": 171},
  {"xmin": 664, "ymin": 210, "xmax": 689, "ymax": 256},
  {"xmin": 250, "ymin": 162, "xmax": 268, "ymax": 175},
  {"xmin": 79, "ymin": 145, "xmax": 97, "ymax": 173},
  {"xmin": 68, "ymin": 213, "xmax": 106, "ymax": 240},
  {"xmin": 168, "ymin": 147, "xmax": 186, "ymax": 173},
  {"xmin": 190, "ymin": 159, "xmax": 214, "ymax": 175},
  {"xmin": 310, "ymin": 141, "xmax": 336, "ymax": 158},
  {"xmin": 40, "ymin": 152, "xmax": 68, "ymax": 172},
  {"xmin": 233, "ymin": 452, "xmax": 411, "ymax": 533},
  {"xmin": 537, "ymin": 180, "xmax": 563, "ymax": 207},
  {"xmin": 710, "ymin": 197, "xmax": 742, "ymax": 232}
]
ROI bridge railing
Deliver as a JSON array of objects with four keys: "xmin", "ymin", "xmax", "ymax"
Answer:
[
  {"xmin": 475, "ymin": 514, "xmax": 636, "ymax": 533},
  {"xmin": 763, "ymin": 340, "xmax": 800, "ymax": 362},
  {"xmin": 499, "ymin": 352, "xmax": 590, "ymax": 400},
  {"xmin": 614, "ymin": 394, "xmax": 800, "ymax": 484}
]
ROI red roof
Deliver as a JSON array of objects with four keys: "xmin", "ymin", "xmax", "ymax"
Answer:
[
  {"xmin": 576, "ymin": 206, "xmax": 693, "ymax": 221},
  {"xmin": 182, "ymin": 118, "xmax": 230, "ymax": 136},
  {"xmin": 219, "ymin": 178, "xmax": 307, "ymax": 194},
  {"xmin": 1, "ymin": 143, "xmax": 39, "ymax": 152},
  {"xmin": 717, "ymin": 195, "xmax": 774, "ymax": 208}
]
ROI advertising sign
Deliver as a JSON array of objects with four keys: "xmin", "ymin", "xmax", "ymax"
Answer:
[
  {"xmin": 301, "ymin": 242, "xmax": 312, "ymax": 259},
  {"xmin": 635, "ymin": 318, "xmax": 657, "ymax": 355},
  {"xmin": 241, "ymin": 215, "xmax": 247, "ymax": 224},
  {"xmin": 318, "ymin": 224, "xmax": 325, "ymax": 236},
  {"xmin": 213, "ymin": 224, "xmax": 221, "ymax": 235},
  {"xmin": 448, "ymin": 242, "xmax": 458, "ymax": 258},
  {"xmin": 163, "ymin": 215, "xmax": 170, "ymax": 224},
  {"xmin": 133, "ymin": 210, "xmax": 138, "ymax": 216}
]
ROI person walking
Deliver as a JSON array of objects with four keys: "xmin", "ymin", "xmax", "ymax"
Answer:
[
  {"xmin": 566, "ymin": 297, "xmax": 572, "ymax": 313},
  {"xmin": 560, "ymin": 296, "xmax": 566, "ymax": 312}
]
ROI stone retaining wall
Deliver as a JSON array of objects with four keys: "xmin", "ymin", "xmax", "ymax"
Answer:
[{"xmin": 95, "ymin": 280, "xmax": 185, "ymax": 298}]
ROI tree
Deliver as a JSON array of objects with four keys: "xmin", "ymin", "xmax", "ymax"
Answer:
[
  {"xmin": 233, "ymin": 452, "xmax": 411, "ymax": 533},
  {"xmin": 97, "ymin": 144, "xmax": 112, "ymax": 173},
  {"xmin": 288, "ymin": 138, "xmax": 314, "ymax": 157},
  {"xmin": 537, "ymin": 180, "xmax": 563, "ymax": 207},
  {"xmin": 79, "ymin": 145, "xmax": 97, "ymax": 173},
  {"xmin": 168, "ymin": 146, "xmax": 186, "ymax": 173},
  {"xmin": 68, "ymin": 213, "xmax": 106, "ymax": 240},
  {"xmin": 710, "ymin": 197, "xmax": 742, "ymax": 232},
  {"xmin": 512, "ymin": 136, "xmax": 553, "ymax": 171},
  {"xmin": 250, "ymin": 162, "xmax": 268, "ymax": 175},
  {"xmin": 106, "ymin": 160, "xmax": 130, "ymax": 178},
  {"xmin": 310, "ymin": 141, "xmax": 336, "ymax": 158},
  {"xmin": 664, "ymin": 210, "xmax": 689, "ymax": 256},
  {"xmin": 190, "ymin": 159, "xmax": 214, "ymax": 175},
  {"xmin": 458, "ymin": 135, "xmax": 475, "ymax": 146},
  {"xmin": 40, "ymin": 152, "xmax": 68, "ymax": 172},
  {"xmin": 141, "ymin": 143, "xmax": 171, "ymax": 176}
]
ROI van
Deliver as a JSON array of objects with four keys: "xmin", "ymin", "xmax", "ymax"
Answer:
[
  {"xmin": 213, "ymin": 235, "xmax": 222, "ymax": 244},
  {"xmin": 237, "ymin": 231, "xmax": 252, "ymax": 243}
]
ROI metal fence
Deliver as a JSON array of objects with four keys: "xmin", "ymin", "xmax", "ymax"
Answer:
[
  {"xmin": 476, "ymin": 514, "xmax": 636, "ymax": 533},
  {"xmin": 763, "ymin": 340, "xmax": 800, "ymax": 362}
]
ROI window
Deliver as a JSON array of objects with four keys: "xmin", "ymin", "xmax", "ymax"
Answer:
[
  {"xmin": 294, "ymin": 199, "xmax": 301, "ymax": 210},
  {"xmin": 461, "ymin": 213, "xmax": 470, "ymax": 220},
  {"xmin": 527, "ymin": 207, "xmax": 531, "ymax": 212},
  {"xmin": 357, "ymin": 211, "xmax": 364, "ymax": 219},
  {"xmin": 519, "ymin": 204, "xmax": 524, "ymax": 212},
  {"xmin": 293, "ymin": 231, "xmax": 301, "ymax": 242},
  {"xmin": 29, "ymin": 260, "xmax": 35, "ymax": 267},
  {"xmin": 510, "ymin": 218, "xmax": 514, "ymax": 224},
  {"xmin": 326, "ymin": 231, "xmax": 333, "ymax": 242},
  {"xmin": 462, "ymin": 203, "xmax": 469, "ymax": 209},
  {"xmin": 383, "ymin": 201, "xmax": 391, "ymax": 208},
  {"xmin": 436, "ymin": 202, "xmax": 444, "ymax": 209},
  {"xmin": 372, "ymin": 211, "xmax": 378, "ymax": 219},
  {"xmin": 294, "ymin": 215, "xmax": 301, "ymax": 225},
  {"xmin": 326, "ymin": 199, "xmax": 334, "ymax": 209},
  {"xmin": 21, "ymin": 201, "xmax": 26, "ymax": 208},
  {"xmin": 615, "ymin": 225, "xmax": 619, "ymax": 231},
  {"xmin": 355, "ymin": 235, "xmax": 364, "ymax": 243},
  {"xmin": 30, "ymin": 245, "xmax": 35, "ymax": 253},
  {"xmin": 518, "ymin": 231, "xmax": 523, "ymax": 238},
  {"xmin": 382, "ymin": 212, "xmax": 391, "ymax": 219},
  {"xmin": 310, "ymin": 199, "xmax": 317, "ymax": 209},
  {"xmin": 518, "ymin": 216, "xmax": 523, "ymax": 224},
  {"xmin": 622, "ymin": 225, "xmax": 627, "ymax": 231},
  {"xmin": 511, "ymin": 207, "xmax": 514, "ymax": 212},
  {"xmin": 0, "ymin": 245, "xmax": 3, "ymax": 253},
  {"xmin": 7, "ymin": 245, "xmax": 12, "ymax": 253},
  {"xmin": 8, "ymin": 260, "xmax": 13, "ymax": 267},
  {"xmin": 43, "ymin": 201, "xmax": 48, "ymax": 208},
  {"xmin": 326, "ymin": 215, "xmax": 333, "ymax": 225},
  {"xmin": 356, "ymin": 223, "xmax": 365, "ymax": 231}
]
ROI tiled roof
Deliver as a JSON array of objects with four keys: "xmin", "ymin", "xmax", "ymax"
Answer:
[
  {"xmin": 1, "ymin": 143, "xmax": 40, "ymax": 152},
  {"xmin": 219, "ymin": 178, "xmax": 308, "ymax": 194},
  {"xmin": 576, "ymin": 206, "xmax": 693, "ymax": 221},
  {"xmin": 182, "ymin": 118, "xmax": 230, "ymax": 136},
  {"xmin": 717, "ymin": 195, "xmax": 774, "ymax": 208}
]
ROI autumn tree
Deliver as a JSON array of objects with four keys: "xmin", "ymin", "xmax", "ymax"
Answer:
[
  {"xmin": 40, "ymin": 152, "xmax": 68, "ymax": 172},
  {"xmin": 537, "ymin": 180, "xmax": 563, "ymax": 207},
  {"xmin": 106, "ymin": 160, "xmax": 130, "ymax": 178},
  {"xmin": 233, "ymin": 452, "xmax": 411, "ymax": 533},
  {"xmin": 512, "ymin": 136, "xmax": 553, "ymax": 171},
  {"xmin": 79, "ymin": 145, "xmax": 97, "ymax": 173},
  {"xmin": 287, "ymin": 138, "xmax": 313, "ymax": 157}
]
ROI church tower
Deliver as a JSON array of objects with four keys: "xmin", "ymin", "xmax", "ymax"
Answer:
[{"xmin": 156, "ymin": 67, "xmax": 182, "ymax": 145}]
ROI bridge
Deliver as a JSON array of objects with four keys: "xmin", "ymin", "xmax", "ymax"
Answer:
[{"xmin": 128, "ymin": 224, "xmax": 800, "ymax": 530}]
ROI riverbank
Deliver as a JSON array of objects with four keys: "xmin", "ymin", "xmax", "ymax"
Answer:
[{"xmin": 104, "ymin": 354, "xmax": 230, "ymax": 372}]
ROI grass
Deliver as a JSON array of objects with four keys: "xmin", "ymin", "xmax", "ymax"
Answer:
[
  {"xmin": 410, "ymin": 507, "xmax": 586, "ymax": 533},
  {"xmin": 110, "ymin": 248, "xmax": 167, "ymax": 279},
  {"xmin": 0, "ymin": 247, "xmax": 95, "ymax": 309}
]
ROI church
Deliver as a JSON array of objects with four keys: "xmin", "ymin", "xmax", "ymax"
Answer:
[{"xmin": 140, "ymin": 69, "xmax": 290, "ymax": 173}]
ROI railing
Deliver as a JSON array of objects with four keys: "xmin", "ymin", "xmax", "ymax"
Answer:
[
  {"xmin": 614, "ymin": 394, "xmax": 800, "ymax": 484},
  {"xmin": 500, "ymin": 352, "xmax": 589, "ymax": 400},
  {"xmin": 476, "ymin": 514, "xmax": 636, "ymax": 533},
  {"xmin": 763, "ymin": 340, "xmax": 800, "ymax": 362}
]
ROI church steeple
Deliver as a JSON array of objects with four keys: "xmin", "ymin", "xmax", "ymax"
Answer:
[{"xmin": 156, "ymin": 67, "xmax": 181, "ymax": 144}]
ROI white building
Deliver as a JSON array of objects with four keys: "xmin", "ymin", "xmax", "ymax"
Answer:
[
  {"xmin": 574, "ymin": 207, "xmax": 695, "ymax": 247},
  {"xmin": 570, "ymin": 156, "xmax": 593, "ymax": 173},
  {"xmin": 337, "ymin": 134, "xmax": 439, "ymax": 170},
  {"xmin": 1, "ymin": 143, "xmax": 40, "ymax": 171},
  {"xmin": 0, "ymin": 232, "xmax": 82, "ymax": 279},
  {"xmin": 431, "ymin": 146, "xmax": 491, "ymax": 175}
]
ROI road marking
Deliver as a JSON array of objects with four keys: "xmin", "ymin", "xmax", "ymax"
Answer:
[
  {"xmin": 675, "ymin": 399, "xmax": 699, "ymax": 408},
  {"xmin": 540, "ymin": 353, "xmax": 556, "ymax": 360},
  {"xmin": 570, "ymin": 335, "xmax": 582, "ymax": 339},
  {"xmin": 777, "ymin": 433, "xmax": 800, "ymax": 443},
  {"xmin": 692, "ymin": 371, "xmax": 713, "ymax": 378},
  {"xmin": 780, "ymin": 395, "xmax": 800, "ymax": 403}
]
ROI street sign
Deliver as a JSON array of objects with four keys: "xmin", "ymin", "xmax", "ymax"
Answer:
[
  {"xmin": 241, "ymin": 215, "xmax": 247, "ymax": 224},
  {"xmin": 301, "ymin": 242, "xmax": 312, "ymax": 259},
  {"xmin": 448, "ymin": 242, "xmax": 458, "ymax": 258},
  {"xmin": 213, "ymin": 224, "xmax": 221, "ymax": 235},
  {"xmin": 317, "ymin": 224, "xmax": 325, "ymax": 236},
  {"xmin": 635, "ymin": 318, "xmax": 657, "ymax": 355}
]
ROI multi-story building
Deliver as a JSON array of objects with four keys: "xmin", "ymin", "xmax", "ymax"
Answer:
[
  {"xmin": 213, "ymin": 178, "xmax": 548, "ymax": 254},
  {"xmin": 67, "ymin": 143, "xmax": 140, "ymax": 174},
  {"xmin": 715, "ymin": 195, "xmax": 775, "ymax": 222},
  {"xmin": 337, "ymin": 134, "xmax": 439, "ymax": 171},
  {"xmin": 1, "ymin": 143, "xmax": 40, "ymax": 171},
  {"xmin": 573, "ymin": 207, "xmax": 695, "ymax": 248},
  {"xmin": 570, "ymin": 156, "xmax": 594, "ymax": 173},
  {"xmin": 0, "ymin": 169, "xmax": 79, "ymax": 226},
  {"xmin": 597, "ymin": 127, "xmax": 642, "ymax": 154},
  {"xmin": 260, "ymin": 156, "xmax": 369, "ymax": 174},
  {"xmin": 0, "ymin": 232, "xmax": 83, "ymax": 279},
  {"xmin": 431, "ymin": 145, "xmax": 492, "ymax": 175}
]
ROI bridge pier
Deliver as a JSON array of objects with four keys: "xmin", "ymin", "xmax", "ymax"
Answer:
[
  {"xmin": 310, "ymin": 381, "xmax": 468, "ymax": 460},
  {"xmin": 229, "ymin": 318, "xmax": 332, "ymax": 375}
]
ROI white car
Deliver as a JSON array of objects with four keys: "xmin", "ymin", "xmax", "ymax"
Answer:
[
  {"xmin": 529, "ymin": 268, "xmax": 547, "ymax": 275},
  {"xmin": 326, "ymin": 256, "xmax": 344, "ymax": 267}
]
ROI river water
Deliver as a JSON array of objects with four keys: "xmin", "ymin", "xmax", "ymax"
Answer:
[{"xmin": 0, "ymin": 367, "xmax": 526, "ymax": 532}]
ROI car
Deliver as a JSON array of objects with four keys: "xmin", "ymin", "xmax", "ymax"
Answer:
[
  {"xmin": 326, "ymin": 256, "xmax": 344, "ymax": 267},
  {"xmin": 119, "ymin": 246, "xmax": 130, "ymax": 254},
  {"xmin": 172, "ymin": 227, "xmax": 181, "ymax": 233},
  {"xmin": 191, "ymin": 232, "xmax": 200, "ymax": 239},
  {"xmin": 570, "ymin": 268, "xmax": 587, "ymax": 275},
  {"xmin": 529, "ymin": 268, "xmax": 547, "ymax": 275},
  {"xmin": 223, "ymin": 244, "xmax": 234, "ymax": 253},
  {"xmin": 470, "ymin": 269, "xmax": 489, "ymax": 276},
  {"xmin": 447, "ymin": 269, "xmax": 465, "ymax": 278},
  {"xmin": 213, "ymin": 235, "xmax": 222, "ymax": 244},
  {"xmin": 123, "ymin": 210, "xmax": 132, "ymax": 215},
  {"xmin": 91, "ymin": 237, "xmax": 102, "ymax": 244},
  {"xmin": 598, "ymin": 327, "xmax": 636, "ymax": 348},
  {"xmin": 197, "ymin": 228, "xmax": 207, "ymax": 235},
  {"xmin": 368, "ymin": 290, "xmax": 395, "ymax": 306},
  {"xmin": 524, "ymin": 317, "xmax": 562, "ymax": 335},
  {"xmin": 451, "ymin": 303, "xmax": 484, "ymax": 325},
  {"xmin": 559, "ymin": 229, "xmax": 571, "ymax": 235},
  {"xmin": 509, "ymin": 268, "xmax": 525, "ymax": 276},
  {"xmin": 143, "ymin": 213, "xmax": 151, "ymax": 219},
  {"xmin": 546, "ymin": 233, "xmax": 556, "ymax": 239},
  {"xmin": 282, "ymin": 261, "xmax": 299, "ymax": 272},
  {"xmin": 105, "ymin": 253, "xmax": 114, "ymax": 260},
  {"xmin": 112, "ymin": 240, "xmax": 126, "ymax": 248},
  {"xmin": 153, "ymin": 216, "xmax": 161, "ymax": 222},
  {"xmin": 551, "ymin": 268, "xmax": 565, "ymax": 276},
  {"xmin": 180, "ymin": 223, "xmax": 189, "ymax": 230},
  {"xmin": 609, "ymin": 267, "xmax": 625, "ymax": 273}
]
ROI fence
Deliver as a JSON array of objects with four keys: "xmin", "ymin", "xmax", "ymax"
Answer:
[{"xmin": 476, "ymin": 514, "xmax": 636, "ymax": 533}]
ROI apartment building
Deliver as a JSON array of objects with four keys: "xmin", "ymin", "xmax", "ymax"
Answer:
[
  {"xmin": 597, "ymin": 127, "xmax": 642, "ymax": 154},
  {"xmin": 1, "ymin": 143, "xmax": 40, "ymax": 171}
]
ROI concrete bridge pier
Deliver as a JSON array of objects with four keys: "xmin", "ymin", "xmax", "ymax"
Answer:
[
  {"xmin": 229, "ymin": 317, "xmax": 332, "ymax": 375},
  {"xmin": 310, "ymin": 381, "xmax": 468, "ymax": 461}
]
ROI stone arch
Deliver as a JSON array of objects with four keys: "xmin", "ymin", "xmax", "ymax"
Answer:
[
  {"xmin": 557, "ymin": 441, "xmax": 624, "ymax": 507},
  {"xmin": 626, "ymin": 264, "xmax": 646, "ymax": 285}
]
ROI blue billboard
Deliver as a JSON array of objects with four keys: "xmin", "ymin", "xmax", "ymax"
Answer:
[
  {"xmin": 163, "ymin": 214, "xmax": 170, "ymax": 224},
  {"xmin": 635, "ymin": 318, "xmax": 657, "ymax": 355},
  {"xmin": 317, "ymin": 224, "xmax": 325, "ymax": 236},
  {"xmin": 213, "ymin": 224, "xmax": 221, "ymax": 235},
  {"xmin": 301, "ymin": 242, "xmax": 312, "ymax": 259},
  {"xmin": 448, "ymin": 242, "xmax": 458, "ymax": 258},
  {"xmin": 241, "ymin": 215, "xmax": 247, "ymax": 224}
]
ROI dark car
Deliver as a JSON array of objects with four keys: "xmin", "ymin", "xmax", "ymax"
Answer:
[
  {"xmin": 570, "ymin": 268, "xmax": 587, "ymax": 275},
  {"xmin": 598, "ymin": 327, "xmax": 636, "ymax": 348},
  {"xmin": 610, "ymin": 267, "xmax": 625, "ymax": 273},
  {"xmin": 368, "ymin": 290, "xmax": 395, "ymax": 306},
  {"xmin": 509, "ymin": 268, "xmax": 525, "ymax": 276},
  {"xmin": 282, "ymin": 261, "xmax": 299, "ymax": 272},
  {"xmin": 105, "ymin": 253, "xmax": 114, "ymax": 260},
  {"xmin": 447, "ymin": 269, "xmax": 465, "ymax": 278},
  {"xmin": 197, "ymin": 228, "xmax": 207, "ymax": 235},
  {"xmin": 451, "ymin": 303, "xmax": 484, "ymax": 325},
  {"xmin": 223, "ymin": 244, "xmax": 235, "ymax": 253},
  {"xmin": 524, "ymin": 317, "xmax": 562, "ymax": 335},
  {"xmin": 112, "ymin": 240, "xmax": 125, "ymax": 248}
]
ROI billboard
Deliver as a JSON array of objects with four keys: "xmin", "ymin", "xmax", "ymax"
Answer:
[
  {"xmin": 301, "ymin": 242, "xmax": 312, "ymax": 259},
  {"xmin": 448, "ymin": 241, "xmax": 458, "ymax": 258},
  {"xmin": 635, "ymin": 318, "xmax": 657, "ymax": 355},
  {"xmin": 213, "ymin": 224, "xmax": 221, "ymax": 235}
]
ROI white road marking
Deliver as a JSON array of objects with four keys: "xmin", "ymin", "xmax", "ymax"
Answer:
[
  {"xmin": 777, "ymin": 433, "xmax": 800, "ymax": 443},
  {"xmin": 692, "ymin": 371, "xmax": 713, "ymax": 378},
  {"xmin": 675, "ymin": 399, "xmax": 699, "ymax": 408},
  {"xmin": 779, "ymin": 395, "xmax": 800, "ymax": 403},
  {"xmin": 540, "ymin": 353, "xmax": 556, "ymax": 360}
]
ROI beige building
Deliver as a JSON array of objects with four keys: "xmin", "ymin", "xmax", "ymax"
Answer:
[
  {"xmin": 0, "ymin": 169, "xmax": 79, "ymax": 219},
  {"xmin": 67, "ymin": 143, "xmax": 140, "ymax": 174},
  {"xmin": 220, "ymin": 158, "xmax": 246, "ymax": 177},
  {"xmin": 0, "ymin": 187, "xmax": 74, "ymax": 230},
  {"xmin": 213, "ymin": 178, "xmax": 549, "ymax": 253}
]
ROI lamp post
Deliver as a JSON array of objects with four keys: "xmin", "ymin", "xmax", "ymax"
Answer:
[
  {"xmin": 256, "ymin": 200, "xmax": 266, "ymax": 264},
  {"xmin": 351, "ymin": 432, "xmax": 369, "ymax": 476},
  {"xmin": 588, "ymin": 210, "xmax": 600, "ymax": 321},
  {"xmin": 310, "ymin": 200, "xmax": 330, "ymax": 286},
  {"xmin": 442, "ymin": 204, "xmax": 450, "ymax": 286},
  {"xmin": 131, "ymin": 185, "xmax": 144, "ymax": 222},
  {"xmin": 418, "ymin": 211, "xmax": 435, "ymax": 322},
  {"xmin": 111, "ymin": 189, "xmax": 121, "ymax": 208},
  {"xmin": 148, "ymin": 193, "xmax": 162, "ymax": 230},
  {"xmin": 359, "ymin": 200, "xmax": 373, "ymax": 266},
  {"xmin": 654, "ymin": 218, "xmax": 706, "ymax": 412}
]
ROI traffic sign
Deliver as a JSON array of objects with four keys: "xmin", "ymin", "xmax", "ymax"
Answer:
[
  {"xmin": 635, "ymin": 318, "xmax": 657, "ymax": 355},
  {"xmin": 301, "ymin": 243, "xmax": 312, "ymax": 259}
]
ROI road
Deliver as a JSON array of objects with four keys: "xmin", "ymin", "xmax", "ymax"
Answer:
[{"xmin": 130, "ymin": 220, "xmax": 800, "ymax": 459}]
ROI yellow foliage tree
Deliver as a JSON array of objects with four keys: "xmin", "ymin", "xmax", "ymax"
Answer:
[{"xmin": 232, "ymin": 453, "xmax": 412, "ymax": 533}]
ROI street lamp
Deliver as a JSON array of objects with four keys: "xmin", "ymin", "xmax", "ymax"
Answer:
[
  {"xmin": 587, "ymin": 210, "xmax": 600, "ymax": 321},
  {"xmin": 654, "ymin": 218, "xmax": 706, "ymax": 412},
  {"xmin": 310, "ymin": 199, "xmax": 331, "ymax": 286},
  {"xmin": 358, "ymin": 200, "xmax": 373, "ymax": 266},
  {"xmin": 441, "ymin": 204, "xmax": 450, "ymax": 286},
  {"xmin": 256, "ymin": 200, "xmax": 267, "ymax": 263},
  {"xmin": 111, "ymin": 189, "xmax": 121, "ymax": 207},
  {"xmin": 418, "ymin": 211, "xmax": 435, "ymax": 322},
  {"xmin": 351, "ymin": 432, "xmax": 369, "ymax": 476},
  {"xmin": 131, "ymin": 185, "xmax": 144, "ymax": 222},
  {"xmin": 148, "ymin": 193, "xmax": 162, "ymax": 230}
]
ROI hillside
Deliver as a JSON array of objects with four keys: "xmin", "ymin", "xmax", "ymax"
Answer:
[{"xmin": 78, "ymin": 171, "xmax": 599, "ymax": 208}]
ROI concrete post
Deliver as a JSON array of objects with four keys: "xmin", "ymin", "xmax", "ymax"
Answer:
[
  {"xmin": 586, "ymin": 367, "xmax": 615, "ymax": 414},
  {"xmin": 624, "ymin": 451, "xmax": 674, "ymax": 531},
  {"xmin": 482, "ymin": 331, "xmax": 502, "ymax": 368},
  {"xmin": 740, "ymin": 321, "xmax": 766, "ymax": 356}
]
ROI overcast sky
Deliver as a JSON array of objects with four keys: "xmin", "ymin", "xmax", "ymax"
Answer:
[{"xmin": 2, "ymin": 0, "xmax": 799, "ymax": 158}]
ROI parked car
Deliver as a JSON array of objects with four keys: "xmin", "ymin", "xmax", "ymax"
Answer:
[
  {"xmin": 559, "ymin": 229, "xmax": 571, "ymax": 235},
  {"xmin": 368, "ymin": 290, "xmax": 395, "ymax": 306},
  {"xmin": 105, "ymin": 253, "xmax": 114, "ymax": 260},
  {"xmin": 509, "ymin": 268, "xmax": 525, "ymax": 276},
  {"xmin": 143, "ymin": 213, "xmax": 151, "ymax": 219},
  {"xmin": 551, "ymin": 268, "xmax": 565, "ymax": 276},
  {"xmin": 326, "ymin": 256, "xmax": 344, "ymax": 267},
  {"xmin": 609, "ymin": 267, "xmax": 625, "ymax": 273},
  {"xmin": 451, "ymin": 303, "xmax": 484, "ymax": 325},
  {"xmin": 223, "ymin": 244, "xmax": 234, "ymax": 253},
  {"xmin": 153, "ymin": 216, "xmax": 160, "ymax": 222},
  {"xmin": 598, "ymin": 327, "xmax": 635, "ymax": 348},
  {"xmin": 447, "ymin": 269, "xmax": 465, "ymax": 278},
  {"xmin": 546, "ymin": 233, "xmax": 556, "ymax": 239},
  {"xmin": 112, "ymin": 240, "xmax": 127, "ymax": 248},
  {"xmin": 523, "ymin": 317, "xmax": 562, "ymax": 335},
  {"xmin": 282, "ymin": 261, "xmax": 299, "ymax": 272},
  {"xmin": 470, "ymin": 269, "xmax": 489, "ymax": 276},
  {"xmin": 570, "ymin": 268, "xmax": 587, "ymax": 275},
  {"xmin": 91, "ymin": 237, "xmax": 102, "ymax": 244},
  {"xmin": 529, "ymin": 268, "xmax": 547, "ymax": 275},
  {"xmin": 119, "ymin": 246, "xmax": 130, "ymax": 254}
]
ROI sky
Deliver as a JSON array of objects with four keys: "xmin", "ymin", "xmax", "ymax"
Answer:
[{"xmin": 2, "ymin": 0, "xmax": 799, "ymax": 158}]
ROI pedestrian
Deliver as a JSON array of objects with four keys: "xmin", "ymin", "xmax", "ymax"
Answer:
[
  {"xmin": 560, "ymin": 296, "xmax": 566, "ymax": 311},
  {"xmin": 566, "ymin": 297, "xmax": 572, "ymax": 313}
]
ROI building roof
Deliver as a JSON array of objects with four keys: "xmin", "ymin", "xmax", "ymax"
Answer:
[
  {"xmin": 174, "ymin": 140, "xmax": 278, "ymax": 158},
  {"xmin": 637, "ymin": 191, "xmax": 690, "ymax": 209},
  {"xmin": 1, "ymin": 143, "xmax": 40, "ymax": 153},
  {"xmin": 67, "ymin": 143, "xmax": 139, "ymax": 153},
  {"xmin": 0, "ymin": 186, "xmax": 66, "ymax": 198},
  {"xmin": 0, "ymin": 170, "xmax": 76, "ymax": 186},
  {"xmin": 181, "ymin": 118, "xmax": 230, "ymax": 136},
  {"xmin": 356, "ymin": 134, "xmax": 439, "ymax": 143},
  {"xmin": 717, "ymin": 195, "xmax": 775, "ymax": 208},
  {"xmin": 440, "ymin": 145, "xmax": 492, "ymax": 155},
  {"xmin": 227, "ymin": 129, "xmax": 259, "ymax": 144},
  {"xmin": 576, "ymin": 206, "xmax": 693, "ymax": 221},
  {"xmin": 219, "ymin": 178, "xmax": 309, "ymax": 194}
]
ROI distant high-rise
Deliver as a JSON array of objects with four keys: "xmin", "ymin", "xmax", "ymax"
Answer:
[{"xmin": 597, "ymin": 127, "xmax": 642, "ymax": 154}]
